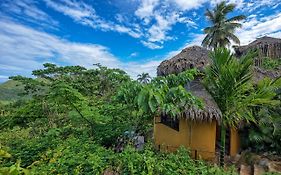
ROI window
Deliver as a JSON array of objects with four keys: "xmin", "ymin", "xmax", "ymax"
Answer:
[{"xmin": 160, "ymin": 114, "xmax": 179, "ymax": 131}]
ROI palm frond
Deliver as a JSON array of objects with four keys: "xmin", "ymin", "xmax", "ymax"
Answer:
[
  {"xmin": 222, "ymin": 3, "xmax": 236, "ymax": 14},
  {"xmin": 202, "ymin": 1, "xmax": 245, "ymax": 49},
  {"xmin": 226, "ymin": 15, "xmax": 246, "ymax": 22}
]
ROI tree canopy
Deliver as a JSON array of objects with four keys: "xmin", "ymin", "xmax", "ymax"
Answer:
[{"xmin": 202, "ymin": 1, "xmax": 246, "ymax": 49}]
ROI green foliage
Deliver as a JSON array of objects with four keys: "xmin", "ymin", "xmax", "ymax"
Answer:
[
  {"xmin": 0, "ymin": 149, "xmax": 30, "ymax": 175},
  {"xmin": 204, "ymin": 48, "xmax": 280, "ymax": 126},
  {"xmin": 204, "ymin": 48, "xmax": 280, "ymax": 165},
  {"xmin": 202, "ymin": 1, "xmax": 246, "ymax": 49},
  {"xmin": 0, "ymin": 161, "xmax": 30, "ymax": 175},
  {"xmin": 261, "ymin": 57, "xmax": 281, "ymax": 70},
  {"xmin": 117, "ymin": 69, "xmax": 202, "ymax": 118},
  {"xmin": 115, "ymin": 146, "xmax": 236, "ymax": 175},
  {"xmin": 0, "ymin": 80, "xmax": 26, "ymax": 103},
  {"xmin": 247, "ymin": 87, "xmax": 281, "ymax": 154},
  {"xmin": 0, "ymin": 63, "xmax": 251, "ymax": 174},
  {"xmin": 31, "ymin": 137, "xmax": 113, "ymax": 175},
  {"xmin": 27, "ymin": 138, "xmax": 235, "ymax": 175},
  {"xmin": 2, "ymin": 133, "xmax": 59, "ymax": 167}
]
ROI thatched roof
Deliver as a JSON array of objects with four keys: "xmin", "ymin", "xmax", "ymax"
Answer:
[
  {"xmin": 247, "ymin": 36, "xmax": 281, "ymax": 46},
  {"xmin": 157, "ymin": 46, "xmax": 221, "ymax": 121},
  {"xmin": 185, "ymin": 79, "xmax": 222, "ymax": 121},
  {"xmin": 157, "ymin": 46, "xmax": 210, "ymax": 76},
  {"xmin": 157, "ymin": 43, "xmax": 280, "ymax": 121},
  {"xmin": 253, "ymin": 67, "xmax": 281, "ymax": 82},
  {"xmin": 234, "ymin": 36, "xmax": 281, "ymax": 82},
  {"xmin": 234, "ymin": 36, "xmax": 281, "ymax": 58}
]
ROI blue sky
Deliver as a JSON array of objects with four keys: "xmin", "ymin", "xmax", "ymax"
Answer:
[{"xmin": 0, "ymin": 0, "xmax": 281, "ymax": 82}]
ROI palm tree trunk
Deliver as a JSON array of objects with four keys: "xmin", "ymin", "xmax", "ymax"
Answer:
[{"xmin": 219, "ymin": 124, "xmax": 226, "ymax": 167}]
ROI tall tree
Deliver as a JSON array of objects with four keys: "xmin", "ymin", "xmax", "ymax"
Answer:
[
  {"xmin": 202, "ymin": 1, "xmax": 246, "ymax": 49},
  {"xmin": 204, "ymin": 48, "xmax": 280, "ymax": 166},
  {"xmin": 137, "ymin": 73, "xmax": 151, "ymax": 84}
]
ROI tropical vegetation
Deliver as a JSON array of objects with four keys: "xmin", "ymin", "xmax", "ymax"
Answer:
[
  {"xmin": 202, "ymin": 1, "xmax": 246, "ymax": 49},
  {"xmin": 203, "ymin": 48, "xmax": 281, "ymax": 166},
  {"xmin": 0, "ymin": 63, "xmax": 237, "ymax": 174},
  {"xmin": 1, "ymin": 1, "xmax": 280, "ymax": 174}
]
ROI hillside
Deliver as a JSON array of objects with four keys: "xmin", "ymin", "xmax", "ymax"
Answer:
[{"xmin": 0, "ymin": 80, "xmax": 25, "ymax": 104}]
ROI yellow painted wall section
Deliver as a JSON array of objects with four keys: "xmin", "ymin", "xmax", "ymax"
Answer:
[
  {"xmin": 154, "ymin": 117, "xmax": 189, "ymax": 151},
  {"xmin": 230, "ymin": 128, "xmax": 240, "ymax": 157},
  {"xmin": 154, "ymin": 117, "xmax": 217, "ymax": 160},
  {"xmin": 190, "ymin": 120, "xmax": 216, "ymax": 160}
]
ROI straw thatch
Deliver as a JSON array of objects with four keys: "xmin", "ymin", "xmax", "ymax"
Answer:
[
  {"xmin": 253, "ymin": 66, "xmax": 281, "ymax": 82},
  {"xmin": 157, "ymin": 42, "xmax": 280, "ymax": 121},
  {"xmin": 234, "ymin": 36, "xmax": 281, "ymax": 82},
  {"xmin": 157, "ymin": 46, "xmax": 221, "ymax": 121},
  {"xmin": 234, "ymin": 36, "xmax": 281, "ymax": 59},
  {"xmin": 185, "ymin": 78, "xmax": 222, "ymax": 121},
  {"xmin": 157, "ymin": 46, "xmax": 210, "ymax": 76}
]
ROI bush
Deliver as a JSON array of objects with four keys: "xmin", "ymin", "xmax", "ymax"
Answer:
[
  {"xmin": 30, "ymin": 137, "xmax": 114, "ymax": 175},
  {"xmin": 261, "ymin": 57, "xmax": 281, "ymax": 70},
  {"xmin": 28, "ymin": 139, "xmax": 236, "ymax": 175}
]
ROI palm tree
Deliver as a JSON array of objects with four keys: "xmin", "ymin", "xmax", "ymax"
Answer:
[
  {"xmin": 137, "ymin": 73, "xmax": 151, "ymax": 84},
  {"xmin": 204, "ymin": 48, "xmax": 281, "ymax": 166},
  {"xmin": 202, "ymin": 1, "xmax": 246, "ymax": 49}
]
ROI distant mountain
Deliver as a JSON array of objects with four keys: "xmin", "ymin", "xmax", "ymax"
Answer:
[{"xmin": 0, "ymin": 80, "xmax": 25, "ymax": 104}]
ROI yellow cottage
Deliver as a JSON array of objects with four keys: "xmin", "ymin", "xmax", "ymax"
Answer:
[{"xmin": 154, "ymin": 46, "xmax": 240, "ymax": 161}]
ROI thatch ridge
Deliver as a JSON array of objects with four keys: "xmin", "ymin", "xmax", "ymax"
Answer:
[
  {"xmin": 234, "ymin": 36, "xmax": 281, "ymax": 58},
  {"xmin": 253, "ymin": 66, "xmax": 281, "ymax": 82},
  {"xmin": 157, "ymin": 46, "xmax": 221, "ymax": 122},
  {"xmin": 157, "ymin": 42, "xmax": 280, "ymax": 122},
  {"xmin": 157, "ymin": 46, "xmax": 210, "ymax": 76},
  {"xmin": 233, "ymin": 36, "xmax": 281, "ymax": 82},
  {"xmin": 185, "ymin": 79, "xmax": 222, "ymax": 122}
]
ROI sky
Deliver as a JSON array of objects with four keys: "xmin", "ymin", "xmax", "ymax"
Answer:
[{"xmin": 0, "ymin": 0, "xmax": 281, "ymax": 82}]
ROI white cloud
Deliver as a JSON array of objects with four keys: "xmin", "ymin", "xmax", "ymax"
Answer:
[
  {"xmin": 9, "ymin": 0, "xmax": 279, "ymax": 51},
  {"xmin": 134, "ymin": 0, "xmax": 203, "ymax": 49},
  {"xmin": 129, "ymin": 52, "xmax": 139, "ymax": 57},
  {"xmin": 44, "ymin": 0, "xmax": 96, "ymax": 21},
  {"xmin": 237, "ymin": 13, "xmax": 281, "ymax": 45},
  {"xmin": 0, "ymin": 75, "xmax": 9, "ymax": 82},
  {"xmin": 41, "ymin": 0, "xmax": 204, "ymax": 49},
  {"xmin": 0, "ymin": 19, "xmax": 120, "ymax": 76},
  {"xmin": 44, "ymin": 0, "xmax": 142, "ymax": 38},
  {"xmin": 125, "ymin": 60, "xmax": 162, "ymax": 78},
  {"xmin": 209, "ymin": 0, "xmax": 281, "ymax": 11},
  {"xmin": 0, "ymin": 19, "xmax": 162, "ymax": 80},
  {"xmin": 246, "ymin": 0, "xmax": 280, "ymax": 11},
  {"xmin": 211, "ymin": 0, "xmax": 245, "ymax": 9},
  {"xmin": 268, "ymin": 31, "xmax": 281, "ymax": 38},
  {"xmin": 0, "ymin": 0, "xmax": 58, "ymax": 28},
  {"xmin": 163, "ymin": 11, "xmax": 281, "ymax": 61},
  {"xmin": 141, "ymin": 41, "xmax": 163, "ymax": 49},
  {"xmin": 135, "ymin": 0, "xmax": 159, "ymax": 22},
  {"xmin": 172, "ymin": 0, "xmax": 208, "ymax": 10}
]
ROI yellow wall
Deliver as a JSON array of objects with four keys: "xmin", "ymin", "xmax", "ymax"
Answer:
[
  {"xmin": 154, "ymin": 117, "xmax": 217, "ymax": 160},
  {"xmin": 154, "ymin": 117, "xmax": 189, "ymax": 151},
  {"xmin": 230, "ymin": 128, "xmax": 240, "ymax": 156},
  {"xmin": 189, "ymin": 120, "xmax": 216, "ymax": 160}
]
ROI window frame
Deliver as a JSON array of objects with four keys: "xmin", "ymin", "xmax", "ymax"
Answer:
[{"xmin": 160, "ymin": 114, "xmax": 180, "ymax": 131}]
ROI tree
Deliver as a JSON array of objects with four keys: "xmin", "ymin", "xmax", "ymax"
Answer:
[
  {"xmin": 204, "ymin": 48, "xmax": 280, "ymax": 166},
  {"xmin": 137, "ymin": 73, "xmax": 151, "ymax": 84},
  {"xmin": 202, "ymin": 1, "xmax": 246, "ymax": 49},
  {"xmin": 117, "ymin": 69, "xmax": 203, "ymax": 132},
  {"xmin": 9, "ymin": 63, "xmax": 131, "ymax": 136},
  {"xmin": 247, "ymin": 85, "xmax": 281, "ymax": 154}
]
